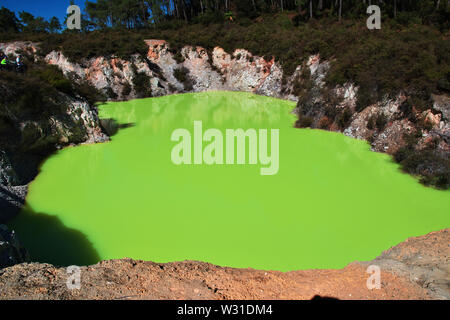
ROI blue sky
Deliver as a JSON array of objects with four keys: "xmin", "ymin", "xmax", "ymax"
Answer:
[{"xmin": 0, "ymin": 0, "xmax": 88, "ymax": 23}]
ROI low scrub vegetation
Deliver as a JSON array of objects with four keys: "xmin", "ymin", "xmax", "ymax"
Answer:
[
  {"xmin": 1, "ymin": 11, "xmax": 448, "ymax": 108},
  {"xmin": 173, "ymin": 66, "xmax": 194, "ymax": 91},
  {"xmin": 131, "ymin": 64, "xmax": 152, "ymax": 98},
  {"xmin": 0, "ymin": 55, "xmax": 104, "ymax": 182},
  {"xmin": 394, "ymin": 133, "xmax": 450, "ymax": 189}
]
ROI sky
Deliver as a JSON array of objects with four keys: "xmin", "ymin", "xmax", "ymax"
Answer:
[{"xmin": 0, "ymin": 0, "xmax": 88, "ymax": 23}]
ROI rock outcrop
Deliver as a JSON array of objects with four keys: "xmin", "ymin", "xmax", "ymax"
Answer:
[
  {"xmin": 0, "ymin": 92, "xmax": 108, "ymax": 222},
  {"xmin": 0, "ymin": 224, "xmax": 29, "ymax": 270},
  {"xmin": 0, "ymin": 41, "xmax": 38, "ymax": 58},
  {"xmin": 41, "ymin": 40, "xmax": 293, "ymax": 101},
  {"xmin": 361, "ymin": 229, "xmax": 450, "ymax": 300},
  {"xmin": 0, "ymin": 151, "xmax": 20, "ymax": 186},
  {"xmin": 0, "ymin": 229, "xmax": 447, "ymax": 300},
  {"xmin": 0, "ymin": 41, "xmax": 109, "ymax": 222},
  {"xmin": 341, "ymin": 93, "xmax": 450, "ymax": 155},
  {"xmin": 293, "ymin": 53, "xmax": 449, "ymax": 187}
]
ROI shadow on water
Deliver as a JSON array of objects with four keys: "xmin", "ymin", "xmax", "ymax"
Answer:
[
  {"xmin": 7, "ymin": 205, "xmax": 100, "ymax": 267},
  {"xmin": 100, "ymin": 118, "xmax": 135, "ymax": 137}
]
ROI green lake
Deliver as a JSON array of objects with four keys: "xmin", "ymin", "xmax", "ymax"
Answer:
[{"xmin": 9, "ymin": 91, "xmax": 450, "ymax": 271}]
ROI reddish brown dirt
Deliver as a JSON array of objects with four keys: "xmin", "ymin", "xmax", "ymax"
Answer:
[{"xmin": 0, "ymin": 229, "xmax": 448, "ymax": 300}]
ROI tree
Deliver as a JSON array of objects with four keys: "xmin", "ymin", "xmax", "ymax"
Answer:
[
  {"xmin": 49, "ymin": 17, "xmax": 62, "ymax": 33},
  {"xmin": 19, "ymin": 11, "xmax": 49, "ymax": 33},
  {"xmin": 0, "ymin": 7, "xmax": 21, "ymax": 32},
  {"xmin": 6, "ymin": 0, "xmax": 444, "ymax": 33}
]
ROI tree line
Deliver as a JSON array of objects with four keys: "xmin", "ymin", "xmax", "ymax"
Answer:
[
  {"xmin": 0, "ymin": 7, "xmax": 61, "ymax": 33},
  {"xmin": 0, "ymin": 0, "xmax": 448, "ymax": 34},
  {"xmin": 82, "ymin": 0, "xmax": 450, "ymax": 29}
]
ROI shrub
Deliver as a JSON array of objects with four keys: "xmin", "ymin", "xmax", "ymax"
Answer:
[
  {"xmin": 105, "ymin": 87, "xmax": 118, "ymax": 100},
  {"xmin": 173, "ymin": 66, "xmax": 194, "ymax": 91},
  {"xmin": 367, "ymin": 115, "xmax": 376, "ymax": 130},
  {"xmin": 121, "ymin": 83, "xmax": 132, "ymax": 97},
  {"xmin": 74, "ymin": 80, "xmax": 105, "ymax": 105},
  {"xmin": 417, "ymin": 115, "xmax": 434, "ymax": 132},
  {"xmin": 324, "ymin": 105, "xmax": 339, "ymax": 120},
  {"xmin": 318, "ymin": 116, "xmax": 332, "ymax": 129},
  {"xmin": 337, "ymin": 107, "xmax": 353, "ymax": 129},
  {"xmin": 295, "ymin": 116, "xmax": 313, "ymax": 128},
  {"xmin": 168, "ymin": 83, "xmax": 177, "ymax": 92},
  {"xmin": 29, "ymin": 65, "xmax": 73, "ymax": 95},
  {"xmin": 393, "ymin": 133, "xmax": 450, "ymax": 189},
  {"xmin": 132, "ymin": 71, "xmax": 152, "ymax": 98},
  {"xmin": 172, "ymin": 50, "xmax": 185, "ymax": 64},
  {"xmin": 355, "ymin": 86, "xmax": 377, "ymax": 112},
  {"xmin": 375, "ymin": 113, "xmax": 388, "ymax": 131}
]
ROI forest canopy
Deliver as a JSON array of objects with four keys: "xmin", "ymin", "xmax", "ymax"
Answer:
[{"xmin": 0, "ymin": 1, "xmax": 449, "ymax": 33}]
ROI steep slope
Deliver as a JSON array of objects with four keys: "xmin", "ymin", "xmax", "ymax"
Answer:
[{"xmin": 0, "ymin": 42, "xmax": 108, "ymax": 223}]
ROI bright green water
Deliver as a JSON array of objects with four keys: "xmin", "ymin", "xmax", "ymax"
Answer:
[{"xmin": 10, "ymin": 92, "xmax": 450, "ymax": 271}]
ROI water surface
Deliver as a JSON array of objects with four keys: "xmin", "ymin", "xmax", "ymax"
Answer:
[{"xmin": 10, "ymin": 92, "xmax": 450, "ymax": 271}]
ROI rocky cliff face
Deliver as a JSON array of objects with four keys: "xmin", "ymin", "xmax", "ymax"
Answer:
[
  {"xmin": 292, "ymin": 53, "xmax": 450, "ymax": 160},
  {"xmin": 0, "ymin": 224, "xmax": 29, "ymax": 269},
  {"xmin": 0, "ymin": 92, "xmax": 108, "ymax": 222},
  {"xmin": 42, "ymin": 39, "xmax": 292, "ymax": 101},
  {"xmin": 0, "ymin": 41, "xmax": 108, "ymax": 223},
  {"xmin": 342, "ymin": 93, "xmax": 449, "ymax": 156},
  {"xmin": 0, "ymin": 43, "xmax": 109, "ymax": 147}
]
